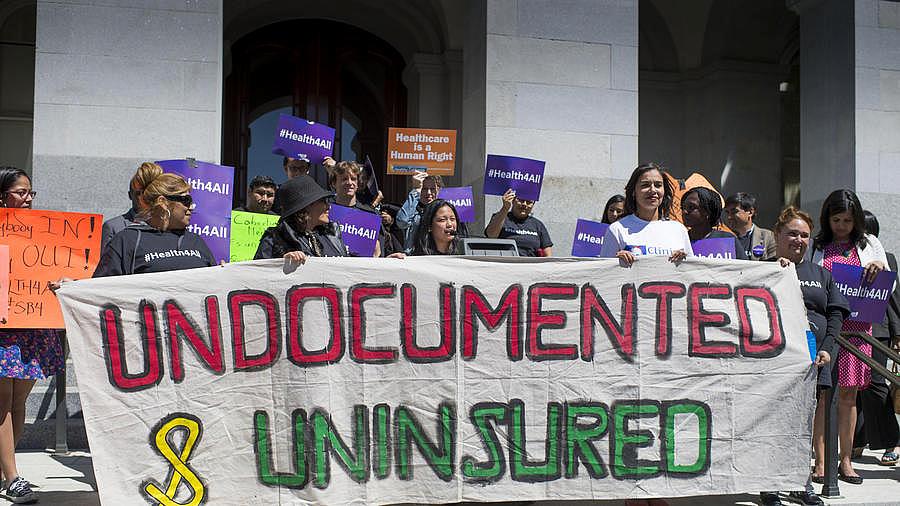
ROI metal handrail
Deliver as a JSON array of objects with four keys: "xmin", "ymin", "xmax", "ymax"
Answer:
[
  {"xmin": 820, "ymin": 332, "xmax": 900, "ymax": 497},
  {"xmin": 834, "ymin": 334, "xmax": 900, "ymax": 388}
]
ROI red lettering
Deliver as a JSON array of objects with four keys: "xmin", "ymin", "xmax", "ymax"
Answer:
[
  {"xmin": 461, "ymin": 285, "xmax": 522, "ymax": 360},
  {"xmin": 581, "ymin": 284, "xmax": 637, "ymax": 362},
  {"xmin": 401, "ymin": 283, "xmax": 455, "ymax": 362},
  {"xmin": 735, "ymin": 287, "xmax": 785, "ymax": 358},
  {"xmin": 100, "ymin": 302, "xmax": 162, "ymax": 392},
  {"xmin": 350, "ymin": 284, "xmax": 398, "ymax": 363},
  {"xmin": 638, "ymin": 282, "xmax": 686, "ymax": 358},
  {"xmin": 688, "ymin": 284, "xmax": 736, "ymax": 357},
  {"xmin": 527, "ymin": 283, "xmax": 578, "ymax": 361},
  {"xmin": 286, "ymin": 285, "xmax": 344, "ymax": 365},
  {"xmin": 229, "ymin": 290, "xmax": 281, "ymax": 371},
  {"xmin": 165, "ymin": 297, "xmax": 224, "ymax": 382}
]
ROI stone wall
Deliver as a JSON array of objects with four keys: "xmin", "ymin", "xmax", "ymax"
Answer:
[
  {"xmin": 482, "ymin": 0, "xmax": 638, "ymax": 254},
  {"xmin": 31, "ymin": 0, "xmax": 223, "ymax": 218}
]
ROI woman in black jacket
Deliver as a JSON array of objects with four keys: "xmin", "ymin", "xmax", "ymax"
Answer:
[
  {"xmin": 254, "ymin": 175, "xmax": 349, "ymax": 264},
  {"xmin": 761, "ymin": 206, "xmax": 849, "ymax": 506},
  {"xmin": 94, "ymin": 171, "xmax": 215, "ymax": 276}
]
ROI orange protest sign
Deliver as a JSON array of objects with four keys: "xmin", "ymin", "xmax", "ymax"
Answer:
[
  {"xmin": 0, "ymin": 245, "xmax": 8, "ymax": 324},
  {"xmin": 0, "ymin": 209, "xmax": 102, "ymax": 329},
  {"xmin": 387, "ymin": 127, "xmax": 457, "ymax": 176}
]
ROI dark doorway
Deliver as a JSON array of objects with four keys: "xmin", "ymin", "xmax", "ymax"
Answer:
[{"xmin": 223, "ymin": 19, "xmax": 408, "ymax": 207}]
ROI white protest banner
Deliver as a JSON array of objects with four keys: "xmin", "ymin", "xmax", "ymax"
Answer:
[{"xmin": 56, "ymin": 257, "xmax": 815, "ymax": 505}]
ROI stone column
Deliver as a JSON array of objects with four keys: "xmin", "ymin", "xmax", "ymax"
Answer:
[
  {"xmin": 855, "ymin": 0, "xmax": 900, "ymax": 254},
  {"xmin": 479, "ymin": 0, "xmax": 639, "ymax": 254},
  {"xmin": 797, "ymin": 0, "xmax": 855, "ymax": 222},
  {"xmin": 32, "ymin": 0, "xmax": 223, "ymax": 217}
]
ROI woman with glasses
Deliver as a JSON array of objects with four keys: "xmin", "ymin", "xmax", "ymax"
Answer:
[
  {"xmin": 0, "ymin": 167, "xmax": 64, "ymax": 503},
  {"xmin": 94, "ymin": 171, "xmax": 215, "ymax": 276},
  {"xmin": 484, "ymin": 188, "xmax": 553, "ymax": 257}
]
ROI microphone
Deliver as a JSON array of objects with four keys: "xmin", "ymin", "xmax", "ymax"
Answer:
[{"xmin": 448, "ymin": 229, "xmax": 458, "ymax": 237}]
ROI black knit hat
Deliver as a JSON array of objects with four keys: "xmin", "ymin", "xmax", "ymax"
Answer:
[{"xmin": 276, "ymin": 175, "xmax": 334, "ymax": 218}]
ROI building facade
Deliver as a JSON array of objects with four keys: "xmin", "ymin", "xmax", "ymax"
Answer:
[{"xmin": 1, "ymin": 0, "xmax": 898, "ymax": 254}]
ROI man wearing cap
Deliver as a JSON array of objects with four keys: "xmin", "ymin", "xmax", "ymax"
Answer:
[{"xmin": 254, "ymin": 174, "xmax": 349, "ymax": 261}]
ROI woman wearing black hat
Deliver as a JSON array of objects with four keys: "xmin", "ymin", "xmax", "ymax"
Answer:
[{"xmin": 254, "ymin": 175, "xmax": 350, "ymax": 264}]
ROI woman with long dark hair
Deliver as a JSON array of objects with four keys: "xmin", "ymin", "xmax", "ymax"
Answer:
[
  {"xmin": 601, "ymin": 194, "xmax": 625, "ymax": 224},
  {"xmin": 810, "ymin": 189, "xmax": 889, "ymax": 484},
  {"xmin": 599, "ymin": 163, "xmax": 692, "ymax": 264},
  {"xmin": 0, "ymin": 167, "xmax": 64, "ymax": 503},
  {"xmin": 410, "ymin": 199, "xmax": 464, "ymax": 256}
]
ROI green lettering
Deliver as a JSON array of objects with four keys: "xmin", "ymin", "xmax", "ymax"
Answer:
[
  {"xmin": 253, "ymin": 409, "xmax": 308, "ymax": 488},
  {"xmin": 312, "ymin": 406, "xmax": 369, "ymax": 488},
  {"xmin": 461, "ymin": 403, "xmax": 508, "ymax": 482},
  {"xmin": 612, "ymin": 401, "xmax": 661, "ymax": 478},
  {"xmin": 395, "ymin": 403, "xmax": 456, "ymax": 481},
  {"xmin": 509, "ymin": 400, "xmax": 562, "ymax": 482},
  {"xmin": 564, "ymin": 402, "xmax": 609, "ymax": 478},
  {"xmin": 664, "ymin": 401, "xmax": 711, "ymax": 475}
]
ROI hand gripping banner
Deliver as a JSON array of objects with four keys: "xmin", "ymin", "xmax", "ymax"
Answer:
[{"xmin": 56, "ymin": 256, "xmax": 816, "ymax": 505}]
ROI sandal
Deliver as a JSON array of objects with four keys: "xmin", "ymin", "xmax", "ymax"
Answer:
[{"xmin": 880, "ymin": 451, "xmax": 899, "ymax": 466}]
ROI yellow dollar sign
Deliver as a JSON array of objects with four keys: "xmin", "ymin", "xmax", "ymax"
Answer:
[{"xmin": 142, "ymin": 414, "xmax": 206, "ymax": 506}]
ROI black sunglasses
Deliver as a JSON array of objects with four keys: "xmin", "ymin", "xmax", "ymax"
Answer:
[{"xmin": 164, "ymin": 194, "xmax": 194, "ymax": 208}]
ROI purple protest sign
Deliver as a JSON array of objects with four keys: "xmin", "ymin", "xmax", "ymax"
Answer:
[
  {"xmin": 571, "ymin": 219, "xmax": 609, "ymax": 257},
  {"xmin": 328, "ymin": 204, "xmax": 380, "ymax": 257},
  {"xmin": 438, "ymin": 186, "xmax": 475, "ymax": 223},
  {"xmin": 271, "ymin": 114, "xmax": 335, "ymax": 164},
  {"xmin": 831, "ymin": 263, "xmax": 898, "ymax": 322},
  {"xmin": 157, "ymin": 159, "xmax": 234, "ymax": 264},
  {"xmin": 691, "ymin": 237, "xmax": 736, "ymax": 259},
  {"xmin": 484, "ymin": 155, "xmax": 545, "ymax": 201}
]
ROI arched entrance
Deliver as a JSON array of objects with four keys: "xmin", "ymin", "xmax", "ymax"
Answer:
[{"xmin": 223, "ymin": 19, "xmax": 408, "ymax": 205}]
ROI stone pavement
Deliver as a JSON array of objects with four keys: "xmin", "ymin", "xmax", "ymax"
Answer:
[{"xmin": 8, "ymin": 449, "xmax": 898, "ymax": 505}]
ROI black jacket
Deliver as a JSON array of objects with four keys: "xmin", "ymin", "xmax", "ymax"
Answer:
[
  {"xmin": 254, "ymin": 220, "xmax": 349, "ymax": 259},
  {"xmin": 94, "ymin": 223, "xmax": 216, "ymax": 277}
]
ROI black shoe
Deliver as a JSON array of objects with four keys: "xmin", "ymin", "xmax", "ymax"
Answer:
[
  {"xmin": 4, "ymin": 477, "xmax": 36, "ymax": 504},
  {"xmin": 760, "ymin": 492, "xmax": 783, "ymax": 506},
  {"xmin": 837, "ymin": 469, "xmax": 863, "ymax": 485},
  {"xmin": 809, "ymin": 474, "xmax": 824, "ymax": 484},
  {"xmin": 788, "ymin": 491, "xmax": 824, "ymax": 506}
]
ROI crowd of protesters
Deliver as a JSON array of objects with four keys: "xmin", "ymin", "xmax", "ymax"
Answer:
[{"xmin": 0, "ymin": 157, "xmax": 898, "ymax": 505}]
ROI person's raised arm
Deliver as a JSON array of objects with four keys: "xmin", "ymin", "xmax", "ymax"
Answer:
[
  {"xmin": 484, "ymin": 189, "xmax": 515, "ymax": 238},
  {"xmin": 396, "ymin": 172, "xmax": 427, "ymax": 230}
]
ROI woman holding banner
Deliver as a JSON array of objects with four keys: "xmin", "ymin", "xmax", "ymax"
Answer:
[
  {"xmin": 0, "ymin": 167, "xmax": 64, "ymax": 503},
  {"xmin": 680, "ymin": 187, "xmax": 747, "ymax": 260},
  {"xmin": 484, "ymin": 188, "xmax": 553, "ymax": 257},
  {"xmin": 763, "ymin": 206, "xmax": 848, "ymax": 506},
  {"xmin": 810, "ymin": 189, "xmax": 889, "ymax": 485},
  {"xmin": 255, "ymin": 175, "xmax": 350, "ymax": 264},
  {"xmin": 94, "ymin": 171, "xmax": 216, "ymax": 276},
  {"xmin": 410, "ymin": 199, "xmax": 463, "ymax": 256},
  {"xmin": 599, "ymin": 163, "xmax": 692, "ymax": 264}
]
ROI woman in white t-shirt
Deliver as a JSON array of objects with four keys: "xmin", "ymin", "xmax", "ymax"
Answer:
[{"xmin": 599, "ymin": 163, "xmax": 693, "ymax": 265}]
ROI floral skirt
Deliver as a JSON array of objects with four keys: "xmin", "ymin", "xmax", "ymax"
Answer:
[{"xmin": 0, "ymin": 329, "xmax": 65, "ymax": 380}]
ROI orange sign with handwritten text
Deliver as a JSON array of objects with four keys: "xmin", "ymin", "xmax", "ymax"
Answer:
[{"xmin": 0, "ymin": 209, "xmax": 102, "ymax": 329}]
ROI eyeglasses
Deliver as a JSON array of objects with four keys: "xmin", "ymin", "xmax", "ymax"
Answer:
[
  {"xmin": 5, "ymin": 189, "xmax": 36, "ymax": 199},
  {"xmin": 164, "ymin": 194, "xmax": 194, "ymax": 208}
]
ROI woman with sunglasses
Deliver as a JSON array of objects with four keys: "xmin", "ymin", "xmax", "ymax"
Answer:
[
  {"xmin": 0, "ymin": 167, "xmax": 64, "ymax": 503},
  {"xmin": 94, "ymin": 171, "xmax": 215, "ymax": 276}
]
